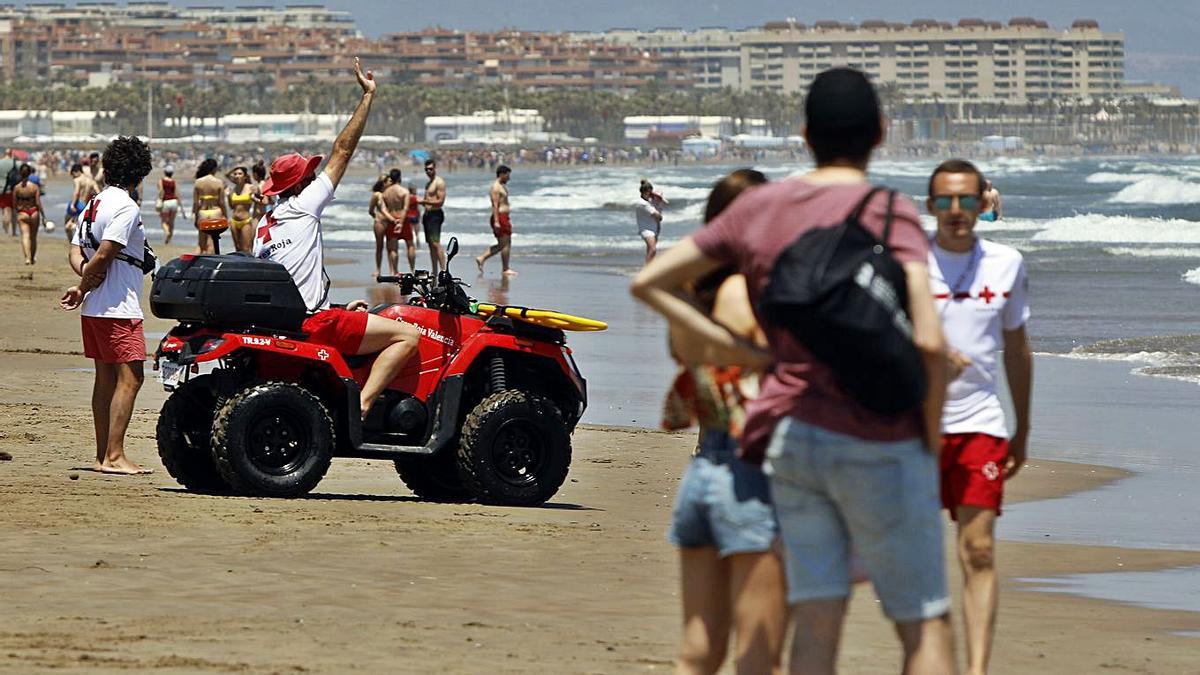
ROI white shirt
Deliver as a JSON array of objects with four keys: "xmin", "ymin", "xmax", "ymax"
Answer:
[
  {"xmin": 252, "ymin": 173, "xmax": 335, "ymax": 312},
  {"xmin": 635, "ymin": 197, "xmax": 661, "ymax": 235},
  {"xmin": 929, "ymin": 238, "xmax": 1031, "ymax": 438},
  {"xmin": 71, "ymin": 186, "xmax": 146, "ymax": 319}
]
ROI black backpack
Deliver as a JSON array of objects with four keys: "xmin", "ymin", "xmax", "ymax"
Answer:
[{"xmin": 758, "ymin": 187, "xmax": 926, "ymax": 415}]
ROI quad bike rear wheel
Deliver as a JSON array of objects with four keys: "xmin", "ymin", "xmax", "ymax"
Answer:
[
  {"xmin": 394, "ymin": 453, "xmax": 473, "ymax": 503},
  {"xmin": 211, "ymin": 382, "xmax": 333, "ymax": 497},
  {"xmin": 157, "ymin": 376, "xmax": 227, "ymax": 492},
  {"xmin": 457, "ymin": 390, "xmax": 571, "ymax": 506}
]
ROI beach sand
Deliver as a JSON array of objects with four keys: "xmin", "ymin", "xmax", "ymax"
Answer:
[{"xmin": 2, "ymin": 236, "xmax": 1199, "ymax": 673}]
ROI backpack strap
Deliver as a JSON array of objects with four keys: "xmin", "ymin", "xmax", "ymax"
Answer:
[
  {"xmin": 881, "ymin": 190, "xmax": 897, "ymax": 246},
  {"xmin": 848, "ymin": 186, "xmax": 885, "ymax": 223}
]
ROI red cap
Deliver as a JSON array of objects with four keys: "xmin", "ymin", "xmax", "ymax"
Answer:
[{"xmin": 260, "ymin": 153, "xmax": 324, "ymax": 197}]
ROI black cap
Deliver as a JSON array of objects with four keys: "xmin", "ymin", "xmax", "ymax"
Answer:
[{"xmin": 805, "ymin": 68, "xmax": 881, "ymax": 132}]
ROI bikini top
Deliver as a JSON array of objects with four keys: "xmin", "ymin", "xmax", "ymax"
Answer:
[{"xmin": 229, "ymin": 190, "xmax": 253, "ymax": 206}]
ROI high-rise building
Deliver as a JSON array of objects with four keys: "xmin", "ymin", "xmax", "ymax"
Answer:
[{"xmin": 574, "ymin": 18, "xmax": 1126, "ymax": 100}]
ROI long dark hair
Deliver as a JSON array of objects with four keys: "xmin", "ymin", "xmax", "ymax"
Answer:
[
  {"xmin": 195, "ymin": 158, "xmax": 218, "ymax": 180},
  {"xmin": 372, "ymin": 175, "xmax": 387, "ymax": 193},
  {"xmin": 694, "ymin": 169, "xmax": 769, "ymax": 307}
]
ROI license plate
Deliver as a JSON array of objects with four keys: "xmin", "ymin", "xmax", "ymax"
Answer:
[{"xmin": 158, "ymin": 360, "xmax": 186, "ymax": 389}]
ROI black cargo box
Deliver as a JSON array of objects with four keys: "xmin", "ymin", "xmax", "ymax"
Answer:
[{"xmin": 151, "ymin": 254, "xmax": 307, "ymax": 329}]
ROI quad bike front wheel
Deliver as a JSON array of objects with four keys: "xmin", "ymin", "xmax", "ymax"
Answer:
[
  {"xmin": 157, "ymin": 376, "xmax": 227, "ymax": 493},
  {"xmin": 457, "ymin": 390, "xmax": 572, "ymax": 506},
  {"xmin": 211, "ymin": 382, "xmax": 333, "ymax": 497}
]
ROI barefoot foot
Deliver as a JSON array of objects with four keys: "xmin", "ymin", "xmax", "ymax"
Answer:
[
  {"xmin": 503, "ymin": 269, "xmax": 518, "ymax": 276},
  {"xmin": 476, "ymin": 256, "xmax": 485, "ymax": 272},
  {"xmin": 98, "ymin": 457, "xmax": 153, "ymax": 475}
]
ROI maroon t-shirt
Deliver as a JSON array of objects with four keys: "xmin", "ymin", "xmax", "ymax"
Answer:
[{"xmin": 692, "ymin": 177, "xmax": 930, "ymax": 461}]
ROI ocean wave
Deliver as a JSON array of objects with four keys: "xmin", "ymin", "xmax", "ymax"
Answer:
[
  {"xmin": 1184, "ymin": 267, "xmax": 1200, "ymax": 285},
  {"xmin": 1104, "ymin": 247, "xmax": 1200, "ymax": 259},
  {"xmin": 1109, "ymin": 176, "xmax": 1200, "ymax": 205},
  {"xmin": 1032, "ymin": 214, "xmax": 1200, "ymax": 244},
  {"xmin": 1068, "ymin": 335, "xmax": 1200, "ymax": 386},
  {"xmin": 323, "ymin": 228, "xmax": 681, "ymax": 251},
  {"xmin": 1085, "ymin": 172, "xmax": 1156, "ymax": 185}
]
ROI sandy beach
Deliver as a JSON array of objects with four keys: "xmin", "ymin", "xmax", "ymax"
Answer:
[{"xmin": 2, "ymin": 228, "xmax": 1200, "ymax": 673}]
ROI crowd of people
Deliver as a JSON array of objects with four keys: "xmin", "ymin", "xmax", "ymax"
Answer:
[
  {"xmin": 48, "ymin": 59, "xmax": 1030, "ymax": 673},
  {"xmin": 633, "ymin": 68, "xmax": 1030, "ymax": 674}
]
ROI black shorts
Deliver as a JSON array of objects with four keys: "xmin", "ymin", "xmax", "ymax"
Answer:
[{"xmin": 422, "ymin": 209, "xmax": 445, "ymax": 244}]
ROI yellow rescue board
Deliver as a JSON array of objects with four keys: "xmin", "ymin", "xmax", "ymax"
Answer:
[{"xmin": 475, "ymin": 302, "xmax": 608, "ymax": 332}]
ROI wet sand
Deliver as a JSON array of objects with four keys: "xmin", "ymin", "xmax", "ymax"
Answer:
[{"xmin": 2, "ymin": 234, "xmax": 1200, "ymax": 673}]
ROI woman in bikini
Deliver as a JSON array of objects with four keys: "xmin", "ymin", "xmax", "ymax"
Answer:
[
  {"xmin": 157, "ymin": 164, "xmax": 180, "ymax": 245},
  {"xmin": 192, "ymin": 158, "xmax": 226, "ymax": 254},
  {"xmin": 368, "ymin": 173, "xmax": 392, "ymax": 279},
  {"xmin": 250, "ymin": 160, "xmax": 269, "ymax": 222},
  {"xmin": 226, "ymin": 166, "xmax": 256, "ymax": 252},
  {"xmin": 12, "ymin": 164, "xmax": 43, "ymax": 265}
]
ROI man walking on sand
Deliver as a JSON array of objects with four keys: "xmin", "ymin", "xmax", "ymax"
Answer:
[
  {"xmin": 476, "ymin": 164, "xmax": 516, "ymax": 276},
  {"xmin": 421, "ymin": 159, "xmax": 448, "ymax": 275},
  {"xmin": 632, "ymin": 68, "xmax": 956, "ymax": 674},
  {"xmin": 378, "ymin": 168, "xmax": 416, "ymax": 274},
  {"xmin": 60, "ymin": 136, "xmax": 155, "ymax": 475},
  {"xmin": 928, "ymin": 159, "xmax": 1032, "ymax": 675}
]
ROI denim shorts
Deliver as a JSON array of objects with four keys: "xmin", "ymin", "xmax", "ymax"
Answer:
[
  {"xmin": 667, "ymin": 430, "xmax": 777, "ymax": 558},
  {"xmin": 765, "ymin": 418, "xmax": 950, "ymax": 623}
]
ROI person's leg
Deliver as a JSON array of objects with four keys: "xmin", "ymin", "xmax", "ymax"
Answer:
[
  {"xmin": 373, "ymin": 220, "xmax": 385, "ymax": 278},
  {"xmin": 677, "ymin": 546, "xmax": 731, "ymax": 675},
  {"xmin": 97, "ymin": 360, "xmax": 147, "ymax": 474},
  {"xmin": 476, "ymin": 237, "xmax": 503, "ymax": 270},
  {"xmin": 405, "ymin": 239, "xmax": 417, "ymax": 273},
  {"xmin": 643, "ymin": 232, "xmax": 658, "ymax": 264},
  {"xmin": 956, "ymin": 506, "xmax": 998, "ymax": 675},
  {"xmin": 895, "ymin": 615, "xmax": 957, "ymax": 675},
  {"xmin": 355, "ymin": 314, "xmax": 421, "ymax": 416},
  {"xmin": 18, "ymin": 214, "xmax": 35, "ymax": 264},
  {"xmin": 91, "ymin": 360, "xmax": 117, "ymax": 469},
  {"xmin": 386, "ymin": 237, "xmax": 400, "ymax": 276},
  {"xmin": 727, "ymin": 550, "xmax": 788, "ymax": 675},
  {"xmin": 789, "ymin": 598, "xmax": 847, "ymax": 675},
  {"xmin": 500, "ymin": 236, "xmax": 515, "ymax": 275}
]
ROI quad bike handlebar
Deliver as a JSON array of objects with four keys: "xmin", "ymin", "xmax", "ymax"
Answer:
[{"xmin": 377, "ymin": 236, "xmax": 472, "ymax": 314}]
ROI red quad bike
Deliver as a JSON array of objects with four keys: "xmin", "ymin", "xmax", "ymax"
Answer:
[{"xmin": 150, "ymin": 238, "xmax": 591, "ymax": 506}]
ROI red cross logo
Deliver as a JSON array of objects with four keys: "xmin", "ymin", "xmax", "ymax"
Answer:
[
  {"xmin": 256, "ymin": 213, "xmax": 277, "ymax": 244},
  {"xmin": 82, "ymin": 199, "xmax": 100, "ymax": 224},
  {"xmin": 978, "ymin": 286, "xmax": 996, "ymax": 304}
]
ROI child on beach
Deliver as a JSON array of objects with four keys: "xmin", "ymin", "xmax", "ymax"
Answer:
[{"xmin": 658, "ymin": 169, "xmax": 788, "ymax": 673}]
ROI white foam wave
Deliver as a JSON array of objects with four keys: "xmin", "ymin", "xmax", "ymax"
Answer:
[
  {"xmin": 1183, "ymin": 267, "xmax": 1200, "ymax": 285},
  {"xmin": 1032, "ymin": 214, "xmax": 1200, "ymax": 244},
  {"xmin": 1109, "ymin": 176, "xmax": 1200, "ymax": 205},
  {"xmin": 1105, "ymin": 247, "xmax": 1200, "ymax": 259},
  {"xmin": 1085, "ymin": 172, "xmax": 1156, "ymax": 184},
  {"xmin": 323, "ymin": 228, "xmax": 681, "ymax": 251}
]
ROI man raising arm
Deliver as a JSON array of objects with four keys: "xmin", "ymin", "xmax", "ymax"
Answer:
[{"xmin": 253, "ymin": 58, "xmax": 420, "ymax": 419}]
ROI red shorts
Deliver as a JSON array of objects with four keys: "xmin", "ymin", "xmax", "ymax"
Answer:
[
  {"xmin": 81, "ymin": 317, "xmax": 145, "ymax": 363},
  {"xmin": 490, "ymin": 213, "xmax": 512, "ymax": 238},
  {"xmin": 301, "ymin": 308, "xmax": 368, "ymax": 355},
  {"xmin": 386, "ymin": 218, "xmax": 412, "ymax": 243},
  {"xmin": 940, "ymin": 433, "xmax": 1009, "ymax": 518},
  {"xmin": 0, "ymin": 193, "xmax": 12, "ymax": 209}
]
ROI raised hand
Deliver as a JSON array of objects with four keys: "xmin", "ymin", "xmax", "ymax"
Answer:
[{"xmin": 354, "ymin": 57, "xmax": 376, "ymax": 96}]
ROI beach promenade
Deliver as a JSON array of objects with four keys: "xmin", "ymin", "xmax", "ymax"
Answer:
[{"xmin": 1, "ymin": 232, "xmax": 1199, "ymax": 673}]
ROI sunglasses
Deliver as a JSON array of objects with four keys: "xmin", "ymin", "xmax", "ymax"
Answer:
[{"xmin": 932, "ymin": 194, "xmax": 981, "ymax": 212}]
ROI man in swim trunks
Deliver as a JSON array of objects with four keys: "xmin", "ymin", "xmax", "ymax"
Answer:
[
  {"xmin": 927, "ymin": 159, "xmax": 1031, "ymax": 675},
  {"xmin": 421, "ymin": 159, "xmax": 448, "ymax": 275},
  {"xmin": 253, "ymin": 58, "xmax": 420, "ymax": 420},
  {"xmin": 476, "ymin": 164, "xmax": 516, "ymax": 276},
  {"xmin": 87, "ymin": 151, "xmax": 105, "ymax": 189},
  {"xmin": 377, "ymin": 168, "xmax": 416, "ymax": 274},
  {"xmin": 979, "ymin": 179, "xmax": 1002, "ymax": 222},
  {"xmin": 65, "ymin": 162, "xmax": 99, "ymax": 243}
]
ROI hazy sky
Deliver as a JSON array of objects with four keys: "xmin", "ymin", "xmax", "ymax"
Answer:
[{"xmin": 26, "ymin": 1, "xmax": 1200, "ymax": 93}]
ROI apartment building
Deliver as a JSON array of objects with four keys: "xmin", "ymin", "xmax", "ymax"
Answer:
[{"xmin": 576, "ymin": 17, "xmax": 1125, "ymax": 101}]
